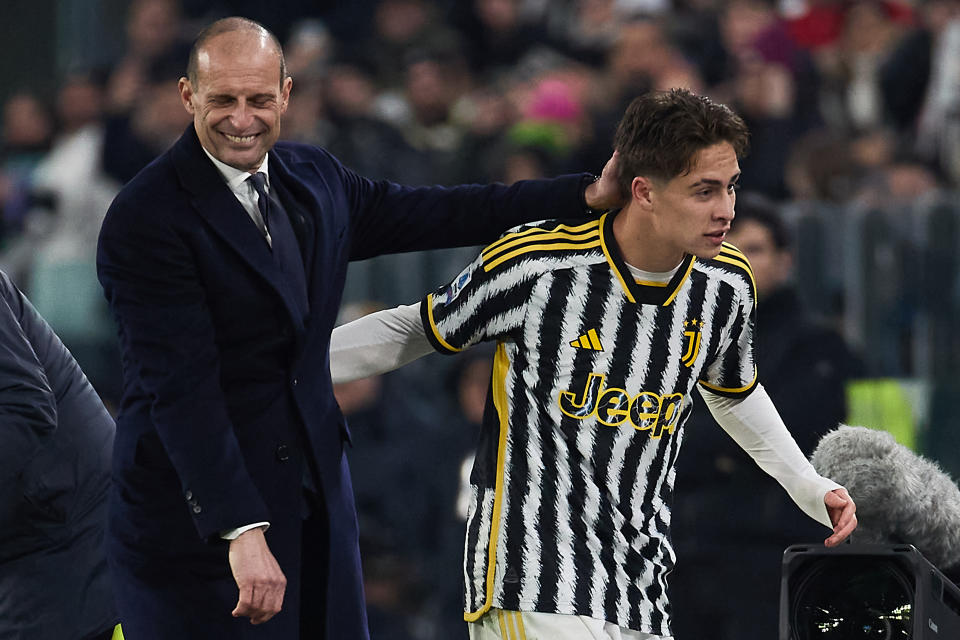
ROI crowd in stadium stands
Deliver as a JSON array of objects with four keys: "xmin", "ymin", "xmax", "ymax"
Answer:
[{"xmin": 2, "ymin": 0, "xmax": 959, "ymax": 638}]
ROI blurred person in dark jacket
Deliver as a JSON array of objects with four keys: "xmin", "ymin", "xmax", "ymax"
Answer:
[
  {"xmin": 670, "ymin": 193, "xmax": 863, "ymax": 640},
  {"xmin": 0, "ymin": 269, "xmax": 116, "ymax": 640}
]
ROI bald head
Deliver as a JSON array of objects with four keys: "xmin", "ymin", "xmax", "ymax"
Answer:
[{"xmin": 186, "ymin": 17, "xmax": 286, "ymax": 89}]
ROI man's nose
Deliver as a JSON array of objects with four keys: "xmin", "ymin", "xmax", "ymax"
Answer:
[
  {"xmin": 716, "ymin": 193, "xmax": 735, "ymax": 221},
  {"xmin": 229, "ymin": 100, "xmax": 254, "ymax": 129}
]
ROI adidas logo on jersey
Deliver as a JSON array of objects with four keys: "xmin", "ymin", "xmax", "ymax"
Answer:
[{"xmin": 570, "ymin": 328, "xmax": 603, "ymax": 351}]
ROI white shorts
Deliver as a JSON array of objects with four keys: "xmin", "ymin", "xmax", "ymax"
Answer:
[{"xmin": 467, "ymin": 608, "xmax": 673, "ymax": 640}]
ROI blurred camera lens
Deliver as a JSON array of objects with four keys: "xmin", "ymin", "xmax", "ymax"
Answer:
[{"xmin": 790, "ymin": 557, "xmax": 913, "ymax": 639}]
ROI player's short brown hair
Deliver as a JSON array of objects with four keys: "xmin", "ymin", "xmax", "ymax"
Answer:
[{"xmin": 613, "ymin": 88, "xmax": 749, "ymax": 195}]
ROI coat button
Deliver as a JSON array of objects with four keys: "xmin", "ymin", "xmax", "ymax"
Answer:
[
  {"xmin": 276, "ymin": 445, "xmax": 290, "ymax": 461},
  {"xmin": 292, "ymin": 378, "xmax": 299, "ymax": 386},
  {"xmin": 185, "ymin": 490, "xmax": 193, "ymax": 501},
  {"xmin": 192, "ymin": 505, "xmax": 202, "ymax": 514}
]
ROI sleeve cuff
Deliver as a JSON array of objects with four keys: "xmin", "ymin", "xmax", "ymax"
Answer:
[{"xmin": 220, "ymin": 521, "xmax": 270, "ymax": 540}]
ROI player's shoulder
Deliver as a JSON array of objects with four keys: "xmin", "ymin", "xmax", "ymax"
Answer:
[
  {"xmin": 697, "ymin": 242, "xmax": 757, "ymax": 295},
  {"xmin": 480, "ymin": 217, "xmax": 605, "ymax": 274}
]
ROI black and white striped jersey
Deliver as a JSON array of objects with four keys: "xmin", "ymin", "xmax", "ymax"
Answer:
[{"xmin": 419, "ymin": 212, "xmax": 757, "ymax": 635}]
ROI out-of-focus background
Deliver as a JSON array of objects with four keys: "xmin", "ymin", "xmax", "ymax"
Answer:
[{"xmin": 3, "ymin": 0, "xmax": 960, "ymax": 638}]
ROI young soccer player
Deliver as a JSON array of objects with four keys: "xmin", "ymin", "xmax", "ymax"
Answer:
[{"xmin": 329, "ymin": 88, "xmax": 857, "ymax": 640}]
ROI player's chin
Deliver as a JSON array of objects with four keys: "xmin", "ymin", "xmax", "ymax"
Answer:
[{"xmin": 693, "ymin": 243, "xmax": 725, "ymax": 260}]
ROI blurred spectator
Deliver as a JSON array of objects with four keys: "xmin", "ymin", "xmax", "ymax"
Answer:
[
  {"xmin": 906, "ymin": 0, "xmax": 960, "ymax": 186},
  {"xmin": 284, "ymin": 18, "xmax": 334, "ymax": 81},
  {"xmin": 319, "ymin": 54, "xmax": 427, "ymax": 183},
  {"xmin": 670, "ymin": 193, "xmax": 864, "ymax": 640},
  {"xmin": 100, "ymin": 0, "xmax": 190, "ymax": 185},
  {"xmin": 541, "ymin": 0, "xmax": 622, "ymax": 66},
  {"xmin": 0, "ymin": 91, "xmax": 54, "ymax": 240},
  {"xmin": 355, "ymin": 0, "xmax": 461, "ymax": 90},
  {"xmin": 713, "ymin": 0, "xmax": 823, "ymax": 197},
  {"xmin": 2, "ymin": 73, "xmax": 123, "ymax": 406},
  {"xmin": 104, "ymin": 0, "xmax": 185, "ymax": 116},
  {"xmin": 450, "ymin": 0, "xmax": 554, "ymax": 79},
  {"xmin": 102, "ymin": 50, "xmax": 192, "ymax": 185},
  {"xmin": 814, "ymin": 0, "xmax": 911, "ymax": 132},
  {"xmin": 376, "ymin": 49, "xmax": 473, "ymax": 184}
]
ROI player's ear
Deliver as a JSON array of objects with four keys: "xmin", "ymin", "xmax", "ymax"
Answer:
[{"xmin": 631, "ymin": 176, "xmax": 655, "ymax": 208}]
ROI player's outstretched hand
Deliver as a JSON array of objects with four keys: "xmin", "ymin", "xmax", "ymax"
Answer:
[
  {"xmin": 585, "ymin": 151, "xmax": 626, "ymax": 212},
  {"xmin": 823, "ymin": 487, "xmax": 857, "ymax": 548},
  {"xmin": 229, "ymin": 527, "xmax": 287, "ymax": 624}
]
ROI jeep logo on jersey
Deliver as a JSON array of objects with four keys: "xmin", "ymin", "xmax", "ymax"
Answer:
[
  {"xmin": 681, "ymin": 318, "xmax": 703, "ymax": 368},
  {"xmin": 557, "ymin": 372, "xmax": 683, "ymax": 439}
]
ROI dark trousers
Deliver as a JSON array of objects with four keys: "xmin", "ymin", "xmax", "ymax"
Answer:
[{"xmin": 299, "ymin": 489, "xmax": 329, "ymax": 640}]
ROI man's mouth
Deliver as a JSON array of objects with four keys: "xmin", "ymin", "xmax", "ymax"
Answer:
[{"xmin": 222, "ymin": 133, "xmax": 257, "ymax": 144}]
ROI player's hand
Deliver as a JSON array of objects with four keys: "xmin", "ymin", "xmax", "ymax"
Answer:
[
  {"xmin": 585, "ymin": 151, "xmax": 626, "ymax": 211},
  {"xmin": 229, "ymin": 527, "xmax": 287, "ymax": 624},
  {"xmin": 823, "ymin": 487, "xmax": 857, "ymax": 547}
]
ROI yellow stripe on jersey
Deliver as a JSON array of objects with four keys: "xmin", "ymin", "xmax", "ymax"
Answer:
[
  {"xmin": 425, "ymin": 293, "xmax": 463, "ymax": 353},
  {"xmin": 482, "ymin": 222, "xmax": 601, "ymax": 272},
  {"xmin": 699, "ymin": 366, "xmax": 758, "ymax": 394},
  {"xmin": 635, "ymin": 280, "xmax": 669, "ymax": 287},
  {"xmin": 483, "ymin": 219, "xmax": 598, "ymax": 260},
  {"xmin": 662, "ymin": 257, "xmax": 696, "ymax": 307},
  {"xmin": 717, "ymin": 243, "xmax": 757, "ymax": 300},
  {"xmin": 514, "ymin": 611, "xmax": 528, "ymax": 640},
  {"xmin": 484, "ymin": 239, "xmax": 602, "ymax": 272},
  {"xmin": 498, "ymin": 610, "xmax": 511, "ymax": 638},
  {"xmin": 464, "ymin": 343, "xmax": 512, "ymax": 622}
]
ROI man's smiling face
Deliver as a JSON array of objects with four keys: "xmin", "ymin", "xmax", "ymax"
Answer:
[{"xmin": 179, "ymin": 30, "xmax": 291, "ymax": 172}]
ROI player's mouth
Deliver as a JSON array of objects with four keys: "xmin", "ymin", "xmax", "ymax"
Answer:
[{"xmin": 705, "ymin": 230, "xmax": 727, "ymax": 246}]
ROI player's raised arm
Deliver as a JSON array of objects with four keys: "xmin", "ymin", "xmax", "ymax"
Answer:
[{"xmin": 330, "ymin": 302, "xmax": 432, "ymax": 383}]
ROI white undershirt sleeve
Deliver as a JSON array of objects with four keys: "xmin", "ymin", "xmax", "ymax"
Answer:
[
  {"xmin": 698, "ymin": 383, "xmax": 842, "ymax": 528},
  {"xmin": 329, "ymin": 302, "xmax": 433, "ymax": 384}
]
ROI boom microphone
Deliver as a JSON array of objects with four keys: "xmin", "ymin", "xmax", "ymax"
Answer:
[{"xmin": 810, "ymin": 425, "xmax": 960, "ymax": 573}]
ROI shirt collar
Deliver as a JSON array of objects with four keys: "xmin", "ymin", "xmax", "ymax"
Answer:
[{"xmin": 202, "ymin": 147, "xmax": 270, "ymax": 191}]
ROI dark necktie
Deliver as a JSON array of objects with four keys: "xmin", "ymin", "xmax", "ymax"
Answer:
[
  {"xmin": 247, "ymin": 173, "xmax": 317, "ymax": 510},
  {"xmin": 247, "ymin": 172, "xmax": 309, "ymax": 323}
]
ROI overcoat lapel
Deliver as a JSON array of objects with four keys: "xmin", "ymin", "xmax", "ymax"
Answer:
[{"xmin": 169, "ymin": 126, "xmax": 306, "ymax": 333}]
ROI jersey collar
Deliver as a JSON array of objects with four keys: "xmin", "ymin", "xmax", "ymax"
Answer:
[{"xmin": 599, "ymin": 211, "xmax": 695, "ymax": 306}]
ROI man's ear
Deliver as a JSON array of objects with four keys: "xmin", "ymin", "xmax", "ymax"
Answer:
[
  {"xmin": 178, "ymin": 77, "xmax": 196, "ymax": 115},
  {"xmin": 631, "ymin": 176, "xmax": 655, "ymax": 208}
]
